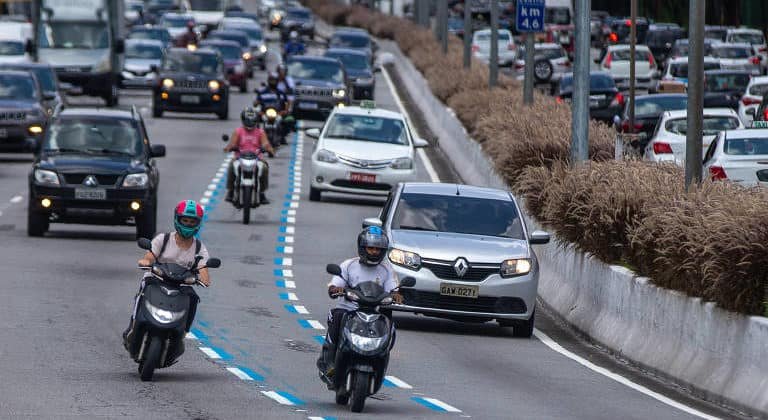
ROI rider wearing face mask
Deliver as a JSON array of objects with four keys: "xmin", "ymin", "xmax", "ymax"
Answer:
[{"xmin": 223, "ymin": 107, "xmax": 275, "ymax": 205}]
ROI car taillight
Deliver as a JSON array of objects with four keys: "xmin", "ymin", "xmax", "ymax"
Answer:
[
  {"xmin": 652, "ymin": 142, "xmax": 673, "ymax": 154},
  {"xmin": 604, "ymin": 53, "xmax": 612, "ymax": 69},
  {"xmin": 760, "ymin": 47, "xmax": 767, "ymax": 53},
  {"xmin": 514, "ymin": 62, "xmax": 525, "ymax": 70},
  {"xmin": 751, "ymin": 56, "xmax": 761, "ymax": 65},
  {"xmin": 742, "ymin": 97, "xmax": 762, "ymax": 106},
  {"xmin": 546, "ymin": 32, "xmax": 553, "ymax": 43},
  {"xmin": 621, "ymin": 120, "xmax": 630, "ymax": 132},
  {"xmin": 709, "ymin": 165, "xmax": 727, "ymax": 180},
  {"xmin": 609, "ymin": 32, "xmax": 618, "ymax": 43},
  {"xmin": 764, "ymin": 108, "xmax": 768, "ymax": 121},
  {"xmin": 611, "ymin": 92, "xmax": 625, "ymax": 106},
  {"xmin": 649, "ymin": 53, "xmax": 655, "ymax": 67},
  {"xmin": 471, "ymin": 45, "xmax": 479, "ymax": 53}
]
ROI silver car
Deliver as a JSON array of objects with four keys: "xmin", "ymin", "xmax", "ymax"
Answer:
[
  {"xmin": 121, "ymin": 39, "xmax": 164, "ymax": 89},
  {"xmin": 365, "ymin": 183, "xmax": 550, "ymax": 337}
]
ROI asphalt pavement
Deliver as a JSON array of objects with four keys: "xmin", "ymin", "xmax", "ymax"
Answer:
[{"xmin": 0, "ymin": 2, "xmax": 743, "ymax": 419}]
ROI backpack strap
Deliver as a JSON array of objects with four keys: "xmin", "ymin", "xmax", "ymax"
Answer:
[
  {"xmin": 158, "ymin": 232, "xmax": 171, "ymax": 260},
  {"xmin": 195, "ymin": 238, "xmax": 201, "ymax": 255}
]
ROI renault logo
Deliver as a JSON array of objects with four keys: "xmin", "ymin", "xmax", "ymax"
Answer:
[
  {"xmin": 83, "ymin": 175, "xmax": 98, "ymax": 187},
  {"xmin": 453, "ymin": 258, "xmax": 469, "ymax": 277}
]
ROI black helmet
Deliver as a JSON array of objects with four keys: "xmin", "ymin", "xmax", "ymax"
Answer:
[
  {"xmin": 267, "ymin": 72, "xmax": 278, "ymax": 88},
  {"xmin": 357, "ymin": 226, "xmax": 389, "ymax": 266},
  {"xmin": 241, "ymin": 106, "xmax": 258, "ymax": 129}
]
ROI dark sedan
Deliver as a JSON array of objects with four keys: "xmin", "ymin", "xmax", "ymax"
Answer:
[
  {"xmin": 199, "ymin": 40, "xmax": 248, "ymax": 92},
  {"xmin": 280, "ymin": 7, "xmax": 315, "ymax": 41},
  {"xmin": 0, "ymin": 71, "xmax": 50, "ymax": 153},
  {"xmin": 329, "ymin": 29, "xmax": 375, "ymax": 64},
  {"xmin": 703, "ymin": 70, "xmax": 751, "ymax": 110},
  {"xmin": 557, "ymin": 72, "xmax": 624, "ymax": 123},
  {"xmin": 324, "ymin": 48, "xmax": 377, "ymax": 100},
  {"xmin": 646, "ymin": 23, "xmax": 684, "ymax": 67},
  {"xmin": 615, "ymin": 94, "xmax": 688, "ymax": 149},
  {"xmin": 206, "ymin": 29, "xmax": 255, "ymax": 76},
  {"xmin": 0, "ymin": 62, "xmax": 64, "ymax": 116}
]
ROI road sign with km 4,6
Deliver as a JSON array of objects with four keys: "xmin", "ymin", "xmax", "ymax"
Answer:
[{"xmin": 516, "ymin": 0, "xmax": 545, "ymax": 33}]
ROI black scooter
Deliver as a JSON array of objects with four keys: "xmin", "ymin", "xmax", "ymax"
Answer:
[
  {"xmin": 124, "ymin": 238, "xmax": 221, "ymax": 381},
  {"xmin": 318, "ymin": 264, "xmax": 416, "ymax": 413}
]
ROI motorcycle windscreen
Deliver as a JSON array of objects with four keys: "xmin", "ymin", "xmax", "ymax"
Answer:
[
  {"xmin": 143, "ymin": 282, "xmax": 191, "ymax": 312},
  {"xmin": 354, "ymin": 281, "xmax": 388, "ymax": 300},
  {"xmin": 346, "ymin": 313, "xmax": 390, "ymax": 339}
]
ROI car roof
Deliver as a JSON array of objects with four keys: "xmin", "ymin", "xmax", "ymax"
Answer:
[
  {"xmin": 633, "ymin": 93, "xmax": 687, "ymax": 101},
  {"xmin": 704, "ymin": 69, "xmax": 752, "ymax": 75},
  {"xmin": 333, "ymin": 29, "xmax": 370, "ymax": 38},
  {"xmin": 400, "ymin": 183, "xmax": 513, "ymax": 201},
  {"xmin": 0, "ymin": 62, "xmax": 52, "ymax": 69},
  {"xmin": 331, "ymin": 105, "xmax": 403, "ymax": 120},
  {"xmin": 131, "ymin": 25, "xmax": 166, "ymax": 31},
  {"xmin": 209, "ymin": 29, "xmax": 248, "ymax": 37},
  {"xmin": 200, "ymin": 39, "xmax": 241, "ymax": 48},
  {"xmin": 289, "ymin": 55, "xmax": 340, "ymax": 64},
  {"xmin": 728, "ymin": 28, "xmax": 762, "ymax": 34},
  {"xmin": 607, "ymin": 44, "xmax": 650, "ymax": 51},
  {"xmin": 534, "ymin": 43, "xmax": 562, "ymax": 49},
  {"xmin": 724, "ymin": 128, "xmax": 768, "ymax": 138},
  {"xmin": 125, "ymin": 38, "xmax": 164, "ymax": 48},
  {"xmin": 711, "ymin": 41, "xmax": 752, "ymax": 48},
  {"xmin": 0, "ymin": 69, "xmax": 35, "ymax": 79},
  {"xmin": 335, "ymin": 26, "xmax": 368, "ymax": 33},
  {"xmin": 669, "ymin": 56, "xmax": 719, "ymax": 64},
  {"xmin": 162, "ymin": 12, "xmax": 193, "ymax": 19},
  {"xmin": 325, "ymin": 47, "xmax": 368, "ymax": 57},
  {"xmin": 748, "ymin": 76, "xmax": 768, "ymax": 84},
  {"xmin": 665, "ymin": 108, "xmax": 737, "ymax": 118},
  {"xmin": 58, "ymin": 107, "xmax": 135, "ymax": 119},
  {"xmin": 167, "ymin": 47, "xmax": 218, "ymax": 57}
]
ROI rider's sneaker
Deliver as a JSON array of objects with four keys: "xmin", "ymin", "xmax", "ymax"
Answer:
[{"xmin": 259, "ymin": 193, "xmax": 270, "ymax": 205}]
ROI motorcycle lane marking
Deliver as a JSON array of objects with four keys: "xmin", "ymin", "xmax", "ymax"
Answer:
[
  {"xmin": 411, "ymin": 397, "xmax": 462, "ymax": 413},
  {"xmin": 383, "ymin": 376, "xmax": 413, "ymax": 389}
]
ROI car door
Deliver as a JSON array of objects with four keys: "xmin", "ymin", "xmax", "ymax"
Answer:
[{"xmin": 140, "ymin": 116, "xmax": 160, "ymax": 189}]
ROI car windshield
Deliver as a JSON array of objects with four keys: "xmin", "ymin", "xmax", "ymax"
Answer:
[
  {"xmin": 39, "ymin": 21, "xmax": 108, "ymax": 49},
  {"xmin": 611, "ymin": 49, "xmax": 651, "ymax": 61},
  {"xmin": 130, "ymin": 29, "xmax": 170, "ymax": 43},
  {"xmin": 714, "ymin": 47, "xmax": 750, "ymax": 59},
  {"xmin": 730, "ymin": 33, "xmax": 765, "ymax": 45},
  {"xmin": 475, "ymin": 31, "xmax": 511, "ymax": 42},
  {"xmin": 392, "ymin": 193, "xmax": 524, "ymax": 239},
  {"xmin": 724, "ymin": 137, "xmax": 768, "ymax": 155},
  {"xmin": 0, "ymin": 74, "xmax": 36, "ymax": 99},
  {"xmin": 331, "ymin": 34, "xmax": 370, "ymax": 49},
  {"xmin": 209, "ymin": 33, "xmax": 247, "ymax": 47},
  {"xmin": 672, "ymin": 44, "xmax": 689, "ymax": 56},
  {"xmin": 749, "ymin": 83, "xmax": 768, "ymax": 96},
  {"xmin": 536, "ymin": 47, "xmax": 565, "ymax": 60},
  {"xmin": 666, "ymin": 116, "xmax": 741, "ymax": 135},
  {"xmin": 560, "ymin": 74, "xmax": 615, "ymax": 91},
  {"xmin": 325, "ymin": 52, "xmax": 368, "ymax": 70},
  {"xmin": 202, "ymin": 43, "xmax": 240, "ymax": 60},
  {"xmin": 226, "ymin": 25, "xmax": 262, "ymax": 41},
  {"xmin": 44, "ymin": 119, "xmax": 141, "ymax": 156},
  {"xmin": 288, "ymin": 60, "xmax": 343, "ymax": 83},
  {"xmin": 0, "ymin": 41, "xmax": 24, "ymax": 55},
  {"xmin": 545, "ymin": 7, "xmax": 570, "ymax": 25},
  {"xmin": 188, "ymin": 0, "xmax": 223, "ymax": 11},
  {"xmin": 669, "ymin": 61, "xmax": 720, "ymax": 77},
  {"xmin": 126, "ymin": 44, "xmax": 163, "ymax": 59},
  {"xmin": 324, "ymin": 115, "xmax": 407, "ymax": 145},
  {"xmin": 630, "ymin": 96, "xmax": 688, "ymax": 117},
  {"xmin": 163, "ymin": 16, "xmax": 192, "ymax": 27},
  {"xmin": 287, "ymin": 9, "xmax": 310, "ymax": 19},
  {"xmin": 705, "ymin": 29, "xmax": 727, "ymax": 41},
  {"xmin": 704, "ymin": 73, "xmax": 750, "ymax": 92},
  {"xmin": 163, "ymin": 52, "xmax": 220, "ymax": 74}
]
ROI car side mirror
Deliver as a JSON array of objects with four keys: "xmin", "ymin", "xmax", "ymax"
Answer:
[
  {"xmin": 613, "ymin": 115, "xmax": 622, "ymax": 130},
  {"xmin": 150, "ymin": 144, "xmax": 166, "ymax": 157},
  {"xmin": 326, "ymin": 264, "xmax": 342, "ymax": 276},
  {"xmin": 206, "ymin": 257, "xmax": 221, "ymax": 268},
  {"xmin": 138, "ymin": 237, "xmax": 153, "ymax": 250},
  {"xmin": 304, "ymin": 127, "xmax": 320, "ymax": 139},
  {"xmin": 149, "ymin": 64, "xmax": 158, "ymax": 73},
  {"xmin": 25, "ymin": 39, "xmax": 36, "ymax": 55},
  {"xmin": 399, "ymin": 276, "xmax": 416, "ymax": 288},
  {"xmin": 222, "ymin": 134, "xmax": 229, "ymax": 142},
  {"xmin": 529, "ymin": 230, "xmax": 551, "ymax": 245},
  {"xmin": 373, "ymin": 66, "xmax": 381, "ymax": 73},
  {"xmin": 43, "ymin": 92, "xmax": 56, "ymax": 101},
  {"xmin": 362, "ymin": 217, "xmax": 382, "ymax": 229},
  {"xmin": 115, "ymin": 38, "xmax": 125, "ymax": 54},
  {"xmin": 747, "ymin": 108, "xmax": 757, "ymax": 116},
  {"xmin": 413, "ymin": 137, "xmax": 429, "ymax": 148}
]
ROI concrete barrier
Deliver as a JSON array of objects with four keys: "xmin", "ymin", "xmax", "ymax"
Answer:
[{"xmin": 380, "ymin": 38, "xmax": 768, "ymax": 416}]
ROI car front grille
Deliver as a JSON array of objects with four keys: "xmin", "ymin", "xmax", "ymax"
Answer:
[
  {"xmin": 400, "ymin": 290, "xmax": 527, "ymax": 314},
  {"xmin": 330, "ymin": 180, "xmax": 392, "ymax": 191},
  {"xmin": 62, "ymin": 174, "xmax": 119, "ymax": 186},
  {"xmin": 337, "ymin": 155, "xmax": 391, "ymax": 169},
  {"xmin": 174, "ymin": 80, "xmax": 207, "ymax": 90},
  {"xmin": 296, "ymin": 86, "xmax": 333, "ymax": 97},
  {"xmin": 421, "ymin": 258, "xmax": 500, "ymax": 282}
]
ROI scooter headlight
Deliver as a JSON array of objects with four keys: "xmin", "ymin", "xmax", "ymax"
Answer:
[
  {"xmin": 144, "ymin": 300, "xmax": 186, "ymax": 324},
  {"xmin": 347, "ymin": 332, "xmax": 386, "ymax": 352},
  {"xmin": 265, "ymin": 108, "xmax": 278, "ymax": 119}
]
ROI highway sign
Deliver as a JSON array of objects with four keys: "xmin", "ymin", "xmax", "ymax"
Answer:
[{"xmin": 516, "ymin": 0, "xmax": 545, "ymax": 33}]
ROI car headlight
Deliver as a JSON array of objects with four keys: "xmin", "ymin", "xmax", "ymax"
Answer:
[
  {"xmin": 162, "ymin": 78, "xmax": 174, "ymax": 89},
  {"xmin": 28, "ymin": 125, "xmax": 44, "ymax": 135},
  {"xmin": 34, "ymin": 169, "xmax": 60, "ymax": 186},
  {"xmin": 355, "ymin": 77, "xmax": 374, "ymax": 85},
  {"xmin": 242, "ymin": 52, "xmax": 252, "ymax": 60},
  {"xmin": 332, "ymin": 88, "xmax": 346, "ymax": 98},
  {"xmin": 122, "ymin": 173, "xmax": 149, "ymax": 188},
  {"xmin": 389, "ymin": 248, "xmax": 421, "ymax": 270},
  {"xmin": 208, "ymin": 80, "xmax": 220, "ymax": 91},
  {"xmin": 501, "ymin": 258, "xmax": 532, "ymax": 277},
  {"xmin": 259, "ymin": 44, "xmax": 267, "ymax": 53},
  {"xmin": 347, "ymin": 332, "xmax": 386, "ymax": 352},
  {"xmin": 93, "ymin": 55, "xmax": 111, "ymax": 73},
  {"xmin": 265, "ymin": 108, "xmax": 278, "ymax": 119},
  {"xmin": 145, "ymin": 300, "xmax": 186, "ymax": 324},
  {"xmin": 390, "ymin": 157, "xmax": 413, "ymax": 169},
  {"xmin": 316, "ymin": 149, "xmax": 338, "ymax": 163}
]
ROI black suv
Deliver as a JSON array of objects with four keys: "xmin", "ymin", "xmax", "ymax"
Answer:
[
  {"xmin": 0, "ymin": 70, "xmax": 50, "ymax": 153},
  {"xmin": 0, "ymin": 63, "xmax": 64, "ymax": 116},
  {"xmin": 28, "ymin": 107, "xmax": 165, "ymax": 238},
  {"xmin": 288, "ymin": 56, "xmax": 349, "ymax": 120},
  {"xmin": 152, "ymin": 47, "xmax": 230, "ymax": 120}
]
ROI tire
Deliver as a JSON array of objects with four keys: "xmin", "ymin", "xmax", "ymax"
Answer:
[
  {"xmin": 534, "ymin": 59, "xmax": 554, "ymax": 83},
  {"xmin": 260, "ymin": 62, "xmax": 267, "ymax": 71},
  {"xmin": 152, "ymin": 98, "xmax": 163, "ymax": 118},
  {"xmin": 309, "ymin": 186, "xmax": 321, "ymax": 202},
  {"xmin": 350, "ymin": 371, "xmax": 370, "ymax": 413},
  {"xmin": 140, "ymin": 337, "xmax": 162, "ymax": 381},
  {"xmin": 241, "ymin": 187, "xmax": 251, "ymax": 225},
  {"xmin": 27, "ymin": 206, "xmax": 49, "ymax": 237},
  {"xmin": 136, "ymin": 203, "xmax": 157, "ymax": 240},
  {"xmin": 217, "ymin": 104, "xmax": 229, "ymax": 120},
  {"xmin": 240, "ymin": 82, "xmax": 248, "ymax": 93},
  {"xmin": 511, "ymin": 309, "xmax": 535, "ymax": 338},
  {"xmin": 105, "ymin": 84, "xmax": 119, "ymax": 107},
  {"xmin": 335, "ymin": 387, "xmax": 349, "ymax": 406}
]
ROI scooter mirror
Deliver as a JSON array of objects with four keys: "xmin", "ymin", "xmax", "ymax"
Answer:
[
  {"xmin": 206, "ymin": 257, "xmax": 221, "ymax": 268},
  {"xmin": 222, "ymin": 134, "xmax": 229, "ymax": 142},
  {"xmin": 326, "ymin": 264, "xmax": 342, "ymax": 276},
  {"xmin": 400, "ymin": 277, "xmax": 416, "ymax": 288},
  {"xmin": 137, "ymin": 238, "xmax": 153, "ymax": 250}
]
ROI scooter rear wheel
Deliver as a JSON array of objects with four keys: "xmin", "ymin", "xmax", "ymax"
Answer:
[
  {"xmin": 140, "ymin": 338, "xmax": 162, "ymax": 381},
  {"xmin": 350, "ymin": 371, "xmax": 370, "ymax": 412}
]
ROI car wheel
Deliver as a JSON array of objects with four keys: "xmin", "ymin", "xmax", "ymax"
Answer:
[
  {"xmin": 105, "ymin": 84, "xmax": 119, "ymax": 107},
  {"xmin": 217, "ymin": 104, "xmax": 229, "ymax": 120},
  {"xmin": 240, "ymin": 82, "xmax": 248, "ymax": 93},
  {"xmin": 309, "ymin": 186, "xmax": 321, "ymax": 202},
  {"xmin": 534, "ymin": 59, "xmax": 554, "ymax": 83},
  {"xmin": 509, "ymin": 309, "xmax": 535, "ymax": 338},
  {"xmin": 27, "ymin": 205, "xmax": 49, "ymax": 237},
  {"xmin": 136, "ymin": 203, "xmax": 157, "ymax": 240}
]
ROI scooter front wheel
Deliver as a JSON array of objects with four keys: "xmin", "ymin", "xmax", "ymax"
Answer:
[
  {"xmin": 140, "ymin": 338, "xmax": 162, "ymax": 381},
  {"xmin": 350, "ymin": 371, "xmax": 371, "ymax": 412},
  {"xmin": 242, "ymin": 187, "xmax": 252, "ymax": 225}
]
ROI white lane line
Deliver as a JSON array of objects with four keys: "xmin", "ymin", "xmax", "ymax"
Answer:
[
  {"xmin": 282, "ymin": 269, "xmax": 294, "ymax": 277},
  {"xmin": 283, "ymin": 236, "xmax": 295, "ymax": 243},
  {"xmin": 287, "ymin": 209, "xmax": 297, "ymax": 216},
  {"xmin": 293, "ymin": 182, "xmax": 301, "ymax": 188},
  {"xmin": 293, "ymin": 305, "xmax": 310, "ymax": 314},
  {"xmin": 384, "ymin": 375, "xmax": 413, "ymax": 389},
  {"xmin": 207, "ymin": 183, "xmax": 218, "ymax": 190},
  {"xmin": 226, "ymin": 367, "xmax": 256, "ymax": 381},
  {"xmin": 185, "ymin": 332, "xmax": 197, "ymax": 340},
  {"xmin": 283, "ymin": 292, "xmax": 299, "ymax": 301},
  {"xmin": 283, "ymin": 280, "xmax": 296, "ymax": 288},
  {"xmin": 381, "ymin": 65, "xmax": 441, "ymax": 183},
  {"xmin": 10, "ymin": 195, "xmax": 22, "ymax": 204},
  {"xmin": 291, "ymin": 194, "xmax": 300, "ymax": 201},
  {"xmin": 286, "ymin": 216, "xmax": 296, "ymax": 224},
  {"xmin": 200, "ymin": 197, "xmax": 210, "ymax": 205},
  {"xmin": 289, "ymin": 202, "xmax": 299, "ymax": 209},
  {"xmin": 282, "ymin": 257, "xmax": 293, "ymax": 266},
  {"xmin": 285, "ymin": 226, "xmax": 295, "ymax": 234},
  {"xmin": 261, "ymin": 390, "xmax": 296, "ymax": 406},
  {"xmin": 306, "ymin": 320, "xmax": 325, "ymax": 330},
  {"xmin": 421, "ymin": 397, "xmax": 462, "ymax": 412},
  {"xmin": 203, "ymin": 190, "xmax": 214, "ymax": 197},
  {"xmin": 199, "ymin": 347, "xmax": 222, "ymax": 359},
  {"xmin": 283, "ymin": 246, "xmax": 294, "ymax": 254},
  {"xmin": 533, "ymin": 329, "xmax": 720, "ymax": 420}
]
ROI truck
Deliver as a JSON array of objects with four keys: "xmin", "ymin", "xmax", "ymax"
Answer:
[
  {"xmin": 31, "ymin": 0, "xmax": 125, "ymax": 106},
  {"xmin": 182, "ymin": 0, "xmax": 231, "ymax": 33}
]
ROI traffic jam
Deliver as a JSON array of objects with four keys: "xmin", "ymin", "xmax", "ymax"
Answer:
[{"xmin": 0, "ymin": 0, "xmax": 762, "ymax": 419}]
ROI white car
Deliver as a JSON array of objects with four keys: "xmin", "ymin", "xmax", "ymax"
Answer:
[
  {"xmin": 645, "ymin": 108, "xmax": 744, "ymax": 164},
  {"xmin": 472, "ymin": 29, "xmax": 517, "ymax": 67},
  {"xmin": 0, "ymin": 39, "xmax": 29, "ymax": 64},
  {"xmin": 597, "ymin": 44, "xmax": 657, "ymax": 90},
  {"xmin": 725, "ymin": 28, "xmax": 767, "ymax": 73},
  {"xmin": 710, "ymin": 42, "xmax": 761, "ymax": 76},
  {"xmin": 704, "ymin": 126, "xmax": 768, "ymax": 186},
  {"xmin": 306, "ymin": 102, "xmax": 428, "ymax": 201},
  {"xmin": 659, "ymin": 56, "xmax": 720, "ymax": 88},
  {"xmin": 737, "ymin": 76, "xmax": 768, "ymax": 126},
  {"xmin": 512, "ymin": 43, "xmax": 570, "ymax": 83}
]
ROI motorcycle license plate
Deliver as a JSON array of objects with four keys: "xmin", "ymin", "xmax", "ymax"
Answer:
[
  {"xmin": 298, "ymin": 101, "xmax": 318, "ymax": 110},
  {"xmin": 349, "ymin": 172, "xmax": 376, "ymax": 183},
  {"xmin": 180, "ymin": 95, "xmax": 200, "ymax": 104},
  {"xmin": 440, "ymin": 283, "xmax": 479, "ymax": 299},
  {"xmin": 74, "ymin": 188, "xmax": 106, "ymax": 200}
]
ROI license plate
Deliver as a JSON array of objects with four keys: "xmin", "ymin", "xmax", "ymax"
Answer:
[
  {"xmin": 440, "ymin": 283, "xmax": 479, "ymax": 299},
  {"xmin": 589, "ymin": 100, "xmax": 600, "ymax": 108},
  {"xmin": 180, "ymin": 95, "xmax": 200, "ymax": 104},
  {"xmin": 0, "ymin": 128, "xmax": 6, "ymax": 138},
  {"xmin": 74, "ymin": 188, "xmax": 106, "ymax": 200},
  {"xmin": 298, "ymin": 101, "xmax": 318, "ymax": 110},
  {"xmin": 349, "ymin": 172, "xmax": 376, "ymax": 183}
]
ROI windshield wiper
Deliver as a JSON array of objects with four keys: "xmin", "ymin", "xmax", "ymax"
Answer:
[
  {"xmin": 87, "ymin": 148, "xmax": 134, "ymax": 156},
  {"xmin": 397, "ymin": 225, "xmax": 437, "ymax": 232},
  {"xmin": 44, "ymin": 148, "xmax": 92, "ymax": 154}
]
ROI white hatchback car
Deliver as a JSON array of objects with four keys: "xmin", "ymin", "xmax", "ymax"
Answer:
[
  {"xmin": 737, "ymin": 76, "xmax": 768, "ymax": 126},
  {"xmin": 725, "ymin": 28, "xmax": 767, "ymax": 73},
  {"xmin": 710, "ymin": 42, "xmax": 761, "ymax": 75},
  {"xmin": 306, "ymin": 102, "xmax": 428, "ymax": 201},
  {"xmin": 472, "ymin": 29, "xmax": 517, "ymax": 67},
  {"xmin": 645, "ymin": 108, "xmax": 744, "ymax": 164},
  {"xmin": 597, "ymin": 44, "xmax": 657, "ymax": 90},
  {"xmin": 704, "ymin": 126, "xmax": 768, "ymax": 186}
]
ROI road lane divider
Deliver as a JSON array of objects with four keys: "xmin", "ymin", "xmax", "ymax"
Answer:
[
  {"xmin": 411, "ymin": 396, "xmax": 462, "ymax": 413},
  {"xmin": 383, "ymin": 376, "xmax": 413, "ymax": 389},
  {"xmin": 261, "ymin": 390, "xmax": 305, "ymax": 406},
  {"xmin": 297, "ymin": 319, "xmax": 325, "ymax": 330},
  {"xmin": 285, "ymin": 304, "xmax": 310, "ymax": 314}
]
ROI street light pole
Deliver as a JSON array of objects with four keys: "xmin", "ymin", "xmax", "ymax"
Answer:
[
  {"xmin": 686, "ymin": 0, "xmax": 705, "ymax": 189},
  {"xmin": 489, "ymin": 0, "xmax": 499, "ymax": 88},
  {"xmin": 439, "ymin": 0, "xmax": 448, "ymax": 54},
  {"xmin": 629, "ymin": 0, "xmax": 637, "ymax": 135},
  {"xmin": 571, "ymin": 0, "xmax": 590, "ymax": 164}
]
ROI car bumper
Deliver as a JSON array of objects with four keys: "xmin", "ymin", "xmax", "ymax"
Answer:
[
  {"xmin": 155, "ymin": 90, "xmax": 227, "ymax": 113},
  {"xmin": 614, "ymin": 77, "xmax": 653, "ymax": 90},
  {"xmin": 55, "ymin": 70, "xmax": 114, "ymax": 96},
  {"xmin": 310, "ymin": 160, "xmax": 416, "ymax": 196},
  {"xmin": 293, "ymin": 96, "xmax": 347, "ymax": 119},
  {"xmin": 30, "ymin": 186, "xmax": 152, "ymax": 225},
  {"xmin": 0, "ymin": 123, "xmax": 45, "ymax": 152},
  {"xmin": 390, "ymin": 264, "xmax": 537, "ymax": 320},
  {"xmin": 121, "ymin": 72, "xmax": 157, "ymax": 88}
]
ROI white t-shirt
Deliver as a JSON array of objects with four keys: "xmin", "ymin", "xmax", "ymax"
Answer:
[
  {"xmin": 149, "ymin": 232, "xmax": 209, "ymax": 270},
  {"xmin": 330, "ymin": 257, "xmax": 398, "ymax": 311}
]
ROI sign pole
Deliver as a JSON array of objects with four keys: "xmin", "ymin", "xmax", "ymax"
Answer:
[
  {"xmin": 516, "ymin": 0, "xmax": 545, "ymax": 104},
  {"xmin": 463, "ymin": 0, "xmax": 472, "ymax": 68},
  {"xmin": 571, "ymin": 0, "xmax": 591, "ymax": 164},
  {"xmin": 489, "ymin": 0, "xmax": 499, "ymax": 88}
]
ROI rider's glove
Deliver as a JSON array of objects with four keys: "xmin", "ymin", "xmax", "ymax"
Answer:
[{"xmin": 328, "ymin": 286, "xmax": 344, "ymax": 298}]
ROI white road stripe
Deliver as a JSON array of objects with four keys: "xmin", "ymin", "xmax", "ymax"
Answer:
[
  {"xmin": 533, "ymin": 329, "xmax": 719, "ymax": 420},
  {"xmin": 203, "ymin": 190, "xmax": 214, "ymax": 197},
  {"xmin": 10, "ymin": 195, "xmax": 22, "ymax": 204},
  {"xmin": 293, "ymin": 182, "xmax": 302, "ymax": 188},
  {"xmin": 286, "ymin": 216, "xmax": 296, "ymax": 224},
  {"xmin": 212, "ymin": 177, "xmax": 221, "ymax": 183},
  {"xmin": 385, "ymin": 375, "xmax": 413, "ymax": 389},
  {"xmin": 284, "ymin": 280, "xmax": 296, "ymax": 288},
  {"xmin": 290, "ymin": 202, "xmax": 299, "ymax": 209},
  {"xmin": 293, "ymin": 305, "xmax": 310, "ymax": 314},
  {"xmin": 307, "ymin": 320, "xmax": 325, "ymax": 330},
  {"xmin": 284, "ymin": 292, "xmax": 299, "ymax": 301},
  {"xmin": 291, "ymin": 194, "xmax": 300, "ymax": 201},
  {"xmin": 283, "ymin": 269, "xmax": 294, "ymax": 277},
  {"xmin": 261, "ymin": 391, "xmax": 295, "ymax": 406},
  {"xmin": 185, "ymin": 332, "xmax": 197, "ymax": 340},
  {"xmin": 381, "ymin": 65, "xmax": 441, "ymax": 183},
  {"xmin": 283, "ymin": 246, "xmax": 294, "ymax": 254},
  {"xmin": 293, "ymin": 188, "xmax": 302, "ymax": 194},
  {"xmin": 285, "ymin": 226, "xmax": 295, "ymax": 234},
  {"xmin": 226, "ymin": 367, "xmax": 255, "ymax": 381},
  {"xmin": 281, "ymin": 257, "xmax": 293, "ymax": 266},
  {"xmin": 207, "ymin": 183, "xmax": 217, "ymax": 190},
  {"xmin": 421, "ymin": 397, "xmax": 462, "ymax": 413},
  {"xmin": 199, "ymin": 347, "xmax": 222, "ymax": 359},
  {"xmin": 200, "ymin": 197, "xmax": 210, "ymax": 205},
  {"xmin": 287, "ymin": 209, "xmax": 297, "ymax": 216}
]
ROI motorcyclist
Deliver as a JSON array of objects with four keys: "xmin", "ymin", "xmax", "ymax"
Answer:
[
  {"xmin": 175, "ymin": 21, "xmax": 198, "ymax": 48},
  {"xmin": 316, "ymin": 226, "xmax": 403, "ymax": 378},
  {"xmin": 123, "ymin": 200, "xmax": 210, "ymax": 346},
  {"xmin": 283, "ymin": 30, "xmax": 306, "ymax": 60},
  {"xmin": 275, "ymin": 64, "xmax": 296, "ymax": 134},
  {"xmin": 223, "ymin": 107, "xmax": 275, "ymax": 205},
  {"xmin": 254, "ymin": 72, "xmax": 290, "ymax": 144}
]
